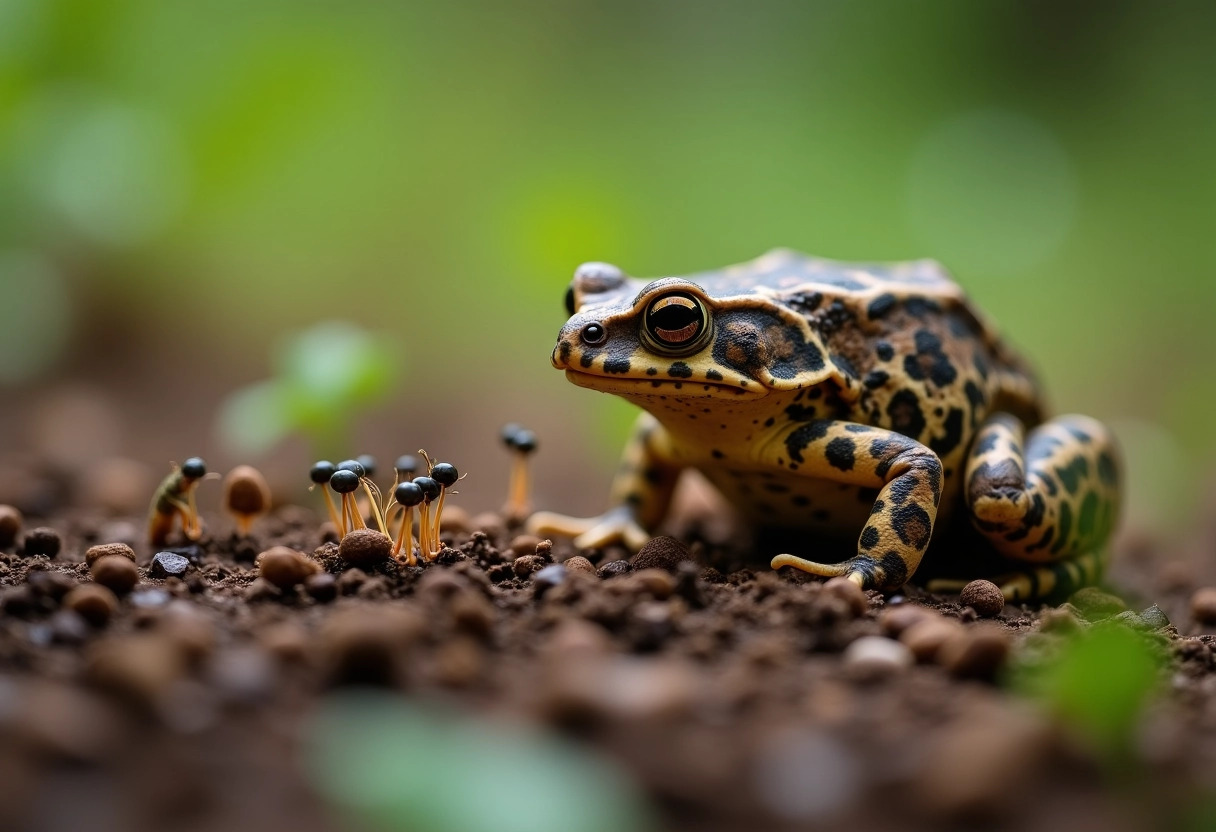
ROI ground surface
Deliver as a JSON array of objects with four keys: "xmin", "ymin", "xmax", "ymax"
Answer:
[{"xmin": 2, "ymin": 475, "xmax": 1216, "ymax": 832}]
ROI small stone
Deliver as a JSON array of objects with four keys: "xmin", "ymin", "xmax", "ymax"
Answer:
[
  {"xmin": 22, "ymin": 527, "xmax": 61, "ymax": 558},
  {"xmin": 244, "ymin": 577, "xmax": 282, "ymax": 602},
  {"xmin": 632, "ymin": 536, "xmax": 691, "ymax": 574},
  {"xmin": 438, "ymin": 504, "xmax": 471, "ymax": 534},
  {"xmin": 91, "ymin": 555, "xmax": 140, "ymax": 595},
  {"xmin": 513, "ymin": 554, "xmax": 547, "ymax": 579},
  {"xmin": 843, "ymin": 636, "xmax": 914, "ymax": 680},
  {"xmin": 508, "ymin": 534, "xmax": 541, "ymax": 559},
  {"xmin": 823, "ymin": 577, "xmax": 868, "ymax": 617},
  {"xmin": 0, "ymin": 504, "xmax": 24, "ymax": 547},
  {"xmin": 1, "ymin": 586, "xmax": 36, "ymax": 617},
  {"xmin": 959, "ymin": 580, "xmax": 1004, "ymax": 618},
  {"xmin": 149, "ymin": 551, "xmax": 190, "ymax": 579},
  {"xmin": 1070, "ymin": 587, "xmax": 1126, "ymax": 621},
  {"xmin": 64, "ymin": 584, "xmax": 118, "ymax": 627},
  {"xmin": 597, "ymin": 560, "xmax": 632, "ymax": 579},
  {"xmin": 534, "ymin": 539, "xmax": 554, "ymax": 560},
  {"xmin": 938, "ymin": 625, "xmax": 1010, "ymax": 679},
  {"xmin": 256, "ymin": 546, "xmax": 320, "ymax": 589},
  {"xmin": 563, "ymin": 555, "xmax": 596, "ymax": 575},
  {"xmin": 1139, "ymin": 604, "xmax": 1171, "ymax": 631},
  {"xmin": 879, "ymin": 603, "xmax": 934, "ymax": 638},
  {"xmin": 338, "ymin": 529, "xmax": 393, "ymax": 569},
  {"xmin": 1190, "ymin": 588, "xmax": 1216, "ymax": 625},
  {"xmin": 533, "ymin": 564, "xmax": 567, "ymax": 596},
  {"xmin": 26, "ymin": 569, "xmax": 75, "ymax": 601},
  {"xmin": 622, "ymin": 568, "xmax": 676, "ymax": 600},
  {"xmin": 305, "ymin": 572, "xmax": 337, "ymax": 602},
  {"xmin": 900, "ymin": 617, "xmax": 963, "ymax": 663},
  {"xmin": 85, "ymin": 543, "xmax": 136, "ymax": 567}
]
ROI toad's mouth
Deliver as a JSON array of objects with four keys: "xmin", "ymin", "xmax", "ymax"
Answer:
[{"xmin": 563, "ymin": 368, "xmax": 766, "ymax": 399}]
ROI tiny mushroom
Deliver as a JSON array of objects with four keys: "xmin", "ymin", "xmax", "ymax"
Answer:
[
  {"xmin": 429, "ymin": 462, "xmax": 460, "ymax": 547},
  {"xmin": 310, "ymin": 461, "xmax": 342, "ymax": 530},
  {"xmin": 412, "ymin": 476, "xmax": 441, "ymax": 560},
  {"xmin": 223, "ymin": 465, "xmax": 272, "ymax": 536},
  {"xmin": 390, "ymin": 481, "xmax": 425, "ymax": 565},
  {"xmin": 330, "ymin": 469, "xmax": 363, "ymax": 536},
  {"xmin": 502, "ymin": 424, "xmax": 538, "ymax": 521}
]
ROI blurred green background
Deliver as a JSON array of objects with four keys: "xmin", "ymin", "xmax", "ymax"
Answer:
[{"xmin": 0, "ymin": 0, "xmax": 1213, "ymax": 535}]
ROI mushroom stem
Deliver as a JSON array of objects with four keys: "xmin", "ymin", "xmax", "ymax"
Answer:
[
  {"xmin": 507, "ymin": 453, "xmax": 530, "ymax": 518},
  {"xmin": 391, "ymin": 506, "xmax": 416, "ymax": 565},
  {"xmin": 418, "ymin": 502, "xmax": 432, "ymax": 560},
  {"xmin": 184, "ymin": 486, "xmax": 203, "ymax": 540},
  {"xmin": 361, "ymin": 481, "xmax": 388, "ymax": 535},
  {"xmin": 431, "ymin": 488, "xmax": 447, "ymax": 551},
  {"xmin": 320, "ymin": 489, "xmax": 342, "ymax": 532}
]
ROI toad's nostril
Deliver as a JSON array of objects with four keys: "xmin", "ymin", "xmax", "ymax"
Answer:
[{"xmin": 580, "ymin": 322, "xmax": 607, "ymax": 346}]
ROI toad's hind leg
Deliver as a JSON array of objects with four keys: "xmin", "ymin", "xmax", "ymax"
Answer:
[
  {"xmin": 956, "ymin": 412, "xmax": 1120, "ymax": 600},
  {"xmin": 928, "ymin": 551, "xmax": 1105, "ymax": 602}
]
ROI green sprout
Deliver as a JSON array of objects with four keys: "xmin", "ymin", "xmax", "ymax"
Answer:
[
  {"xmin": 1011, "ymin": 623, "xmax": 1167, "ymax": 763},
  {"xmin": 306, "ymin": 691, "xmax": 657, "ymax": 832},
  {"xmin": 218, "ymin": 321, "xmax": 397, "ymax": 458}
]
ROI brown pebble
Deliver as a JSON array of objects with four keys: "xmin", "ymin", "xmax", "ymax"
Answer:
[
  {"xmin": 305, "ymin": 572, "xmax": 337, "ymax": 602},
  {"xmin": 439, "ymin": 504, "xmax": 471, "ymax": 533},
  {"xmin": 823, "ymin": 576, "xmax": 868, "ymax": 617},
  {"xmin": 620, "ymin": 568, "xmax": 676, "ymax": 600},
  {"xmin": 509, "ymin": 535, "xmax": 541, "ymax": 559},
  {"xmin": 960, "ymin": 579, "xmax": 1005, "ymax": 618},
  {"xmin": 223, "ymin": 465, "xmax": 272, "ymax": 530},
  {"xmin": 632, "ymin": 536, "xmax": 691, "ymax": 574},
  {"xmin": 22, "ymin": 527, "xmax": 61, "ymax": 558},
  {"xmin": 85, "ymin": 542, "xmax": 136, "ymax": 567},
  {"xmin": 64, "ymin": 584, "xmax": 119, "ymax": 627},
  {"xmin": 879, "ymin": 603, "xmax": 934, "ymax": 637},
  {"xmin": 939, "ymin": 625, "xmax": 1011, "ymax": 679},
  {"xmin": 513, "ymin": 554, "xmax": 547, "ymax": 579},
  {"xmin": 1191, "ymin": 588, "xmax": 1216, "ymax": 625},
  {"xmin": 338, "ymin": 529, "xmax": 393, "ymax": 568},
  {"xmin": 563, "ymin": 555, "xmax": 596, "ymax": 575},
  {"xmin": 256, "ymin": 546, "xmax": 321, "ymax": 589},
  {"xmin": 91, "ymin": 555, "xmax": 139, "ymax": 595},
  {"xmin": 900, "ymin": 617, "xmax": 963, "ymax": 663},
  {"xmin": 0, "ymin": 504, "xmax": 22, "ymax": 547}
]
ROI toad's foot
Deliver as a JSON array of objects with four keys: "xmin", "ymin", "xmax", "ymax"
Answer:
[
  {"xmin": 527, "ymin": 506, "xmax": 651, "ymax": 551},
  {"xmin": 771, "ymin": 553, "xmax": 905, "ymax": 593}
]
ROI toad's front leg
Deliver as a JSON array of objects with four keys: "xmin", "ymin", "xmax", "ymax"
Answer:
[
  {"xmin": 769, "ymin": 420, "xmax": 944, "ymax": 592},
  {"xmin": 528, "ymin": 413, "xmax": 683, "ymax": 550}
]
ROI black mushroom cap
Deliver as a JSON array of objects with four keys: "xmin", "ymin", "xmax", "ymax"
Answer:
[
  {"xmin": 393, "ymin": 481, "xmax": 425, "ymax": 507},
  {"xmin": 412, "ymin": 477, "xmax": 441, "ymax": 502},
  {"xmin": 330, "ymin": 469, "xmax": 362, "ymax": 494},
  {"xmin": 511, "ymin": 430, "xmax": 537, "ymax": 454},
  {"xmin": 355, "ymin": 454, "xmax": 377, "ymax": 478},
  {"xmin": 394, "ymin": 454, "xmax": 419, "ymax": 475},
  {"xmin": 500, "ymin": 423, "xmax": 523, "ymax": 447},
  {"xmin": 431, "ymin": 463, "xmax": 459, "ymax": 487},
  {"xmin": 181, "ymin": 457, "xmax": 207, "ymax": 479},
  {"xmin": 337, "ymin": 459, "xmax": 366, "ymax": 479},
  {"xmin": 310, "ymin": 460, "xmax": 337, "ymax": 484}
]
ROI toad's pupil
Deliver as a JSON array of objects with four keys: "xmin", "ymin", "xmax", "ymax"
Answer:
[{"xmin": 649, "ymin": 297, "xmax": 702, "ymax": 343}]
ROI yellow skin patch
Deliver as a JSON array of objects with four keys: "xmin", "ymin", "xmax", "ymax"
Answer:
[{"xmin": 530, "ymin": 251, "xmax": 1121, "ymax": 602}]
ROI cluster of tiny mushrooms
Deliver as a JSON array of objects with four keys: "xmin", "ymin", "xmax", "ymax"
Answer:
[{"xmin": 144, "ymin": 424, "xmax": 540, "ymax": 565}]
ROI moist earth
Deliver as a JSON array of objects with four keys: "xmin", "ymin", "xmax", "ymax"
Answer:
[{"xmin": 1, "ymin": 485, "xmax": 1216, "ymax": 832}]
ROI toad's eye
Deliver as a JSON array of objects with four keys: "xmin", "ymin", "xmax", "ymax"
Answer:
[{"xmin": 643, "ymin": 292, "xmax": 711, "ymax": 355}]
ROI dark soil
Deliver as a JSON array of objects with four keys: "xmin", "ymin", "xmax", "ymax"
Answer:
[{"xmin": 2, "ymin": 481, "xmax": 1216, "ymax": 832}]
